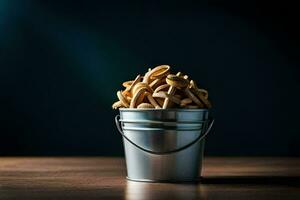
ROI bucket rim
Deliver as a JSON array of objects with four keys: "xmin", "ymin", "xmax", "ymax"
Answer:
[
  {"xmin": 119, "ymin": 108, "xmax": 209, "ymax": 112},
  {"xmin": 119, "ymin": 119, "xmax": 208, "ymax": 123}
]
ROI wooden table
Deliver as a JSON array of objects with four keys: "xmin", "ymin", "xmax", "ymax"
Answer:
[{"xmin": 0, "ymin": 157, "xmax": 299, "ymax": 200}]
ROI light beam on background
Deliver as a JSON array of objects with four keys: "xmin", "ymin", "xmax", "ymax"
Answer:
[{"xmin": 26, "ymin": 4, "xmax": 139, "ymax": 104}]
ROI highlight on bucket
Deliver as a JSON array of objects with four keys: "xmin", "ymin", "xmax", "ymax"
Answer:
[{"xmin": 113, "ymin": 65, "xmax": 214, "ymax": 182}]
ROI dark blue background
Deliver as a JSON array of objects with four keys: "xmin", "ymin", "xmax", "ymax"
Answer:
[{"xmin": 1, "ymin": 0, "xmax": 299, "ymax": 156}]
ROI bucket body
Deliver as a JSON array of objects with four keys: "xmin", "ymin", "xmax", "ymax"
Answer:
[{"xmin": 116, "ymin": 108, "xmax": 212, "ymax": 182}]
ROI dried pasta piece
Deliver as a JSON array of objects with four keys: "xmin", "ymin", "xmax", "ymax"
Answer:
[
  {"xmin": 132, "ymin": 82, "xmax": 153, "ymax": 95},
  {"xmin": 155, "ymin": 98, "xmax": 165, "ymax": 107},
  {"xmin": 189, "ymin": 80, "xmax": 198, "ymax": 90},
  {"xmin": 197, "ymin": 89, "xmax": 208, "ymax": 99},
  {"xmin": 130, "ymin": 87, "xmax": 147, "ymax": 108},
  {"xmin": 153, "ymin": 91, "xmax": 181, "ymax": 105},
  {"xmin": 191, "ymin": 88, "xmax": 212, "ymax": 108},
  {"xmin": 117, "ymin": 91, "xmax": 130, "ymax": 107},
  {"xmin": 184, "ymin": 88, "xmax": 204, "ymax": 107},
  {"xmin": 163, "ymin": 72, "xmax": 187, "ymax": 108},
  {"xmin": 122, "ymin": 90, "xmax": 131, "ymax": 98},
  {"xmin": 145, "ymin": 92, "xmax": 161, "ymax": 108},
  {"xmin": 143, "ymin": 65, "xmax": 170, "ymax": 83},
  {"xmin": 136, "ymin": 92, "xmax": 146, "ymax": 106},
  {"xmin": 112, "ymin": 101, "xmax": 123, "ymax": 109},
  {"xmin": 166, "ymin": 74, "xmax": 189, "ymax": 88},
  {"xmin": 150, "ymin": 65, "xmax": 170, "ymax": 79},
  {"xmin": 190, "ymin": 80, "xmax": 208, "ymax": 99},
  {"xmin": 180, "ymin": 98, "xmax": 193, "ymax": 107},
  {"xmin": 122, "ymin": 80, "xmax": 133, "ymax": 88},
  {"xmin": 153, "ymin": 84, "xmax": 169, "ymax": 94},
  {"xmin": 125, "ymin": 74, "xmax": 142, "ymax": 92},
  {"xmin": 149, "ymin": 78, "xmax": 166, "ymax": 89},
  {"xmin": 137, "ymin": 103, "xmax": 155, "ymax": 109}
]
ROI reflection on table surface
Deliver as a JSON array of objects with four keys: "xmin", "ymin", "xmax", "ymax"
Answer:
[
  {"xmin": 125, "ymin": 175, "xmax": 300, "ymax": 200},
  {"xmin": 125, "ymin": 181, "xmax": 206, "ymax": 200}
]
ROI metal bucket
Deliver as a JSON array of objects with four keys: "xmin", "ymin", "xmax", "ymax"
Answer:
[{"xmin": 115, "ymin": 108, "xmax": 214, "ymax": 182}]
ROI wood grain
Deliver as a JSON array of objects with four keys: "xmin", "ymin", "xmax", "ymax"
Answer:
[{"xmin": 0, "ymin": 157, "xmax": 299, "ymax": 200}]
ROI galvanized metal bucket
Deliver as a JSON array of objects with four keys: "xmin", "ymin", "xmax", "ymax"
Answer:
[{"xmin": 115, "ymin": 108, "xmax": 214, "ymax": 182}]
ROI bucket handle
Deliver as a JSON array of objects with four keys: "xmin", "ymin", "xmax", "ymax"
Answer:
[{"xmin": 115, "ymin": 115, "xmax": 214, "ymax": 155}]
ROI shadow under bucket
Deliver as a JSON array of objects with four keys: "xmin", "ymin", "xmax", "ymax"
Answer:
[{"xmin": 115, "ymin": 108, "xmax": 214, "ymax": 182}]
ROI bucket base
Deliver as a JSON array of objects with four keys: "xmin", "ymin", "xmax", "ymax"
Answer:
[{"xmin": 126, "ymin": 176, "xmax": 201, "ymax": 183}]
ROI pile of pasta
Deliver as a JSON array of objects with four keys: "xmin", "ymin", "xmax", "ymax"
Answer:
[{"xmin": 112, "ymin": 65, "xmax": 212, "ymax": 109}]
